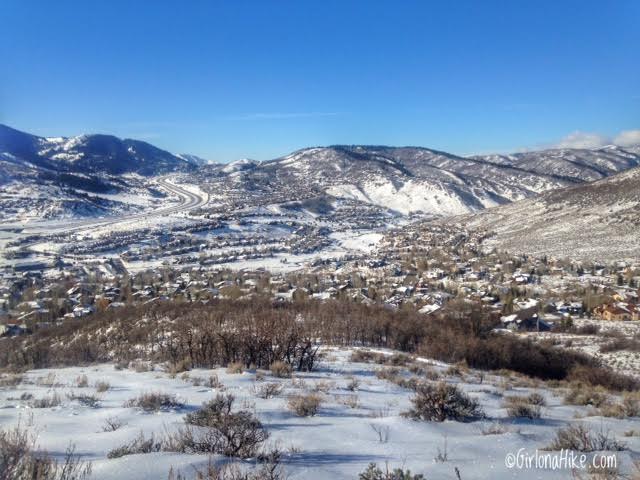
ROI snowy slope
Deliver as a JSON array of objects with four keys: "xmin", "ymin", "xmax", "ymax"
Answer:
[
  {"xmin": 0, "ymin": 125, "xmax": 201, "ymax": 220},
  {"xmin": 1, "ymin": 348, "xmax": 638, "ymax": 480},
  {"xmin": 195, "ymin": 144, "xmax": 640, "ymax": 217},
  {"xmin": 456, "ymin": 166, "xmax": 640, "ymax": 261}
]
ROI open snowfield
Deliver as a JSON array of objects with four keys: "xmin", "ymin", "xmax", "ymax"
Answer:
[{"xmin": 1, "ymin": 348, "xmax": 639, "ymax": 479}]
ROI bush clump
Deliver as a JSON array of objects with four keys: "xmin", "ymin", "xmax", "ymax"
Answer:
[
  {"xmin": 176, "ymin": 394, "xmax": 269, "ymax": 458},
  {"xmin": 503, "ymin": 395, "xmax": 542, "ymax": 419},
  {"xmin": 564, "ymin": 384, "xmax": 610, "ymax": 407},
  {"xmin": 256, "ymin": 383, "xmax": 283, "ymax": 399},
  {"xmin": 269, "ymin": 361, "xmax": 292, "ymax": 378},
  {"xmin": 0, "ymin": 424, "xmax": 91, "ymax": 479},
  {"xmin": 404, "ymin": 382, "xmax": 484, "ymax": 422},
  {"xmin": 107, "ymin": 432, "xmax": 162, "ymax": 458},
  {"xmin": 287, "ymin": 393, "xmax": 322, "ymax": 417},
  {"xmin": 29, "ymin": 393, "xmax": 62, "ymax": 409},
  {"xmin": 546, "ymin": 424, "xmax": 626, "ymax": 452},
  {"xmin": 226, "ymin": 362, "xmax": 244, "ymax": 374},
  {"xmin": 124, "ymin": 392, "xmax": 183, "ymax": 412},
  {"xmin": 358, "ymin": 463, "xmax": 425, "ymax": 480}
]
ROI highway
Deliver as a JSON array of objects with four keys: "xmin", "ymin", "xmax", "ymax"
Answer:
[{"xmin": 0, "ymin": 176, "xmax": 209, "ymax": 238}]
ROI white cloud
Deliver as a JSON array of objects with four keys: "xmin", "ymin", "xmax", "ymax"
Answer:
[
  {"xmin": 613, "ymin": 129, "xmax": 640, "ymax": 147},
  {"xmin": 552, "ymin": 128, "xmax": 640, "ymax": 149},
  {"xmin": 554, "ymin": 131, "xmax": 610, "ymax": 149}
]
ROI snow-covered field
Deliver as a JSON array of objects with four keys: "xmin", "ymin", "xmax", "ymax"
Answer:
[{"xmin": 1, "ymin": 348, "xmax": 639, "ymax": 479}]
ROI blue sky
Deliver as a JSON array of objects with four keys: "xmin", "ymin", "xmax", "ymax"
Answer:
[{"xmin": 1, "ymin": 0, "xmax": 638, "ymax": 162}]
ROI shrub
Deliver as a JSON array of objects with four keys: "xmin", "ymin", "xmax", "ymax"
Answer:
[
  {"xmin": 568, "ymin": 365, "xmax": 638, "ymax": 392},
  {"xmin": 125, "ymin": 392, "xmax": 183, "ymax": 412},
  {"xmin": 29, "ymin": 393, "xmax": 62, "ymax": 408},
  {"xmin": 0, "ymin": 374, "xmax": 23, "ymax": 387},
  {"xmin": 256, "ymin": 383, "xmax": 283, "ymax": 399},
  {"xmin": 385, "ymin": 353, "xmax": 411, "ymax": 366},
  {"xmin": 503, "ymin": 394, "xmax": 545, "ymax": 419},
  {"xmin": 226, "ymin": 362, "xmax": 244, "ymax": 374},
  {"xmin": 599, "ymin": 338, "xmax": 640, "ymax": 353},
  {"xmin": 0, "ymin": 424, "xmax": 91, "ymax": 479},
  {"xmin": 375, "ymin": 367, "xmax": 402, "ymax": 383},
  {"xmin": 350, "ymin": 350, "xmax": 385, "ymax": 364},
  {"xmin": 114, "ymin": 360, "xmax": 128, "ymax": 370},
  {"xmin": 572, "ymin": 324, "xmax": 600, "ymax": 335},
  {"xmin": 395, "ymin": 377, "xmax": 420, "ymax": 391},
  {"xmin": 621, "ymin": 392, "xmax": 640, "ymax": 417},
  {"xmin": 480, "ymin": 422, "xmax": 509, "ymax": 435},
  {"xmin": 358, "ymin": 463, "xmax": 425, "ymax": 480},
  {"xmin": 346, "ymin": 376, "xmax": 360, "ymax": 391},
  {"xmin": 546, "ymin": 424, "xmax": 626, "ymax": 452},
  {"xmin": 75, "ymin": 375, "xmax": 88, "ymax": 388},
  {"xmin": 404, "ymin": 382, "xmax": 484, "ymax": 422},
  {"xmin": 67, "ymin": 393, "xmax": 101, "ymax": 408},
  {"xmin": 207, "ymin": 374, "xmax": 224, "ymax": 389},
  {"xmin": 564, "ymin": 384, "xmax": 609, "ymax": 407},
  {"xmin": 178, "ymin": 394, "xmax": 269, "ymax": 458},
  {"xmin": 312, "ymin": 380, "xmax": 334, "ymax": 394},
  {"xmin": 107, "ymin": 432, "xmax": 162, "ymax": 458},
  {"xmin": 369, "ymin": 423, "xmax": 390, "ymax": 443},
  {"xmin": 423, "ymin": 368, "xmax": 441, "ymax": 381},
  {"xmin": 36, "ymin": 373, "xmax": 59, "ymax": 387},
  {"xmin": 504, "ymin": 400, "xmax": 541, "ymax": 419},
  {"xmin": 526, "ymin": 392, "xmax": 546, "ymax": 406},
  {"xmin": 167, "ymin": 454, "xmax": 285, "ymax": 480},
  {"xmin": 269, "ymin": 361, "xmax": 292, "ymax": 378},
  {"xmin": 446, "ymin": 362, "xmax": 469, "ymax": 377},
  {"xmin": 335, "ymin": 394, "xmax": 360, "ymax": 409},
  {"xmin": 599, "ymin": 392, "xmax": 640, "ymax": 418},
  {"xmin": 287, "ymin": 393, "xmax": 322, "ymax": 417},
  {"xmin": 102, "ymin": 416, "xmax": 126, "ymax": 432},
  {"xmin": 167, "ymin": 358, "xmax": 191, "ymax": 375},
  {"xmin": 94, "ymin": 381, "xmax": 110, "ymax": 393},
  {"xmin": 132, "ymin": 361, "xmax": 151, "ymax": 373}
]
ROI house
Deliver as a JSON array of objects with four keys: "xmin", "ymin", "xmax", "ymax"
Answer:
[
  {"xmin": 555, "ymin": 301, "xmax": 583, "ymax": 316},
  {"xmin": 418, "ymin": 303, "xmax": 441, "ymax": 315},
  {"xmin": 500, "ymin": 312, "xmax": 551, "ymax": 332},
  {"xmin": 597, "ymin": 305, "xmax": 632, "ymax": 321},
  {"xmin": 1, "ymin": 323, "xmax": 28, "ymax": 337}
]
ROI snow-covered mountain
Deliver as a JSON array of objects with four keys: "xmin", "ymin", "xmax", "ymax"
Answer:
[
  {"xmin": 472, "ymin": 145, "xmax": 640, "ymax": 183},
  {"xmin": 197, "ymin": 144, "xmax": 640, "ymax": 216},
  {"xmin": 0, "ymin": 124, "xmax": 197, "ymax": 176},
  {"xmin": 457, "ymin": 166, "xmax": 640, "ymax": 261},
  {"xmin": 0, "ymin": 124, "xmax": 198, "ymax": 221},
  {"xmin": 176, "ymin": 154, "xmax": 212, "ymax": 167},
  {"xmin": 2, "ymin": 123, "xmax": 640, "ymax": 222}
]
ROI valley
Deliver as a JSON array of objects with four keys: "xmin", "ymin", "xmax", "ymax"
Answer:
[{"xmin": 2, "ymin": 124, "xmax": 640, "ymax": 480}]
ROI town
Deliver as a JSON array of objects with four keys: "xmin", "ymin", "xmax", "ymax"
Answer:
[{"xmin": 3, "ymin": 219, "xmax": 639, "ymax": 376}]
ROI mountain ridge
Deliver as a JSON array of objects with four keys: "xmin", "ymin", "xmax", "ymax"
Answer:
[{"xmin": 2, "ymin": 123, "xmax": 640, "ymax": 222}]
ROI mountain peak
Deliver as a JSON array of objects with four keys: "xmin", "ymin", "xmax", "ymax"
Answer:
[{"xmin": 0, "ymin": 124, "xmax": 196, "ymax": 176}]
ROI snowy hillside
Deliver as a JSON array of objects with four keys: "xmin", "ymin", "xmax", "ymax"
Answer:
[
  {"xmin": 0, "ymin": 124, "xmax": 197, "ymax": 176},
  {"xmin": 196, "ymin": 145, "xmax": 640, "ymax": 217},
  {"xmin": 0, "ymin": 125, "xmax": 201, "ymax": 221},
  {"xmin": 456, "ymin": 166, "xmax": 640, "ymax": 261},
  {"xmin": 1, "ymin": 347, "xmax": 638, "ymax": 480}
]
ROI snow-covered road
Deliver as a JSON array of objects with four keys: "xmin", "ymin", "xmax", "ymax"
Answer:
[{"xmin": 0, "ymin": 175, "xmax": 208, "ymax": 238}]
